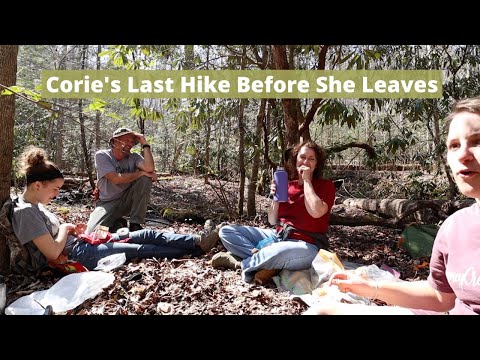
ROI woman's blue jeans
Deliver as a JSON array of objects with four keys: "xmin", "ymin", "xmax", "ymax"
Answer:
[
  {"xmin": 218, "ymin": 225, "xmax": 318, "ymax": 283},
  {"xmin": 70, "ymin": 229, "xmax": 202, "ymax": 270}
]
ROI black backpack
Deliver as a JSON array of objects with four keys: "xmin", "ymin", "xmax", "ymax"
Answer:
[
  {"xmin": 277, "ymin": 222, "xmax": 329, "ymax": 250},
  {"xmin": 0, "ymin": 197, "xmax": 47, "ymax": 275}
]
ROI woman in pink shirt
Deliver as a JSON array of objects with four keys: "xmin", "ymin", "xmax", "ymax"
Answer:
[{"xmin": 305, "ymin": 96, "xmax": 480, "ymax": 315}]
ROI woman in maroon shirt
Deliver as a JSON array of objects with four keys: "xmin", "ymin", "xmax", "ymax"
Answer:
[{"xmin": 212, "ymin": 141, "xmax": 336, "ymax": 284}]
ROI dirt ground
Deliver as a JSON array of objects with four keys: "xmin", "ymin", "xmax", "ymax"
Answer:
[{"xmin": 3, "ymin": 175, "xmax": 431, "ymax": 315}]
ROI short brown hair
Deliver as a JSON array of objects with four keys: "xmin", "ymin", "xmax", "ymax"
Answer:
[{"xmin": 445, "ymin": 96, "xmax": 480, "ymax": 131}]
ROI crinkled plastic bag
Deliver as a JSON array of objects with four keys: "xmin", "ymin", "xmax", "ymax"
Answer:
[
  {"xmin": 273, "ymin": 269, "xmax": 313, "ymax": 295},
  {"xmin": 297, "ymin": 264, "xmax": 402, "ymax": 308},
  {"xmin": 353, "ymin": 264, "xmax": 400, "ymax": 282},
  {"xmin": 94, "ymin": 253, "xmax": 126, "ymax": 272},
  {"xmin": 5, "ymin": 271, "xmax": 114, "ymax": 315},
  {"xmin": 310, "ymin": 249, "xmax": 345, "ymax": 289}
]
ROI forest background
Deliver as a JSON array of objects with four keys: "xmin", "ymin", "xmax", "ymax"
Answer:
[
  {"xmin": 1, "ymin": 46, "xmax": 477, "ymax": 262},
  {"xmin": 2, "ymin": 45, "xmax": 478, "ymax": 209},
  {"xmin": 2, "ymin": 45, "xmax": 480, "ymax": 234}
]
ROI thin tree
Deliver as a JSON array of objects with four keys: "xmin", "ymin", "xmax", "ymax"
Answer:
[
  {"xmin": 0, "ymin": 45, "xmax": 18, "ymax": 203},
  {"xmin": 95, "ymin": 45, "xmax": 102, "ymax": 151},
  {"xmin": 54, "ymin": 45, "xmax": 69, "ymax": 167},
  {"xmin": 247, "ymin": 99, "xmax": 267, "ymax": 216},
  {"xmin": 0, "ymin": 45, "xmax": 18, "ymax": 273},
  {"xmin": 78, "ymin": 45, "xmax": 95, "ymax": 188},
  {"xmin": 237, "ymin": 46, "xmax": 247, "ymax": 215}
]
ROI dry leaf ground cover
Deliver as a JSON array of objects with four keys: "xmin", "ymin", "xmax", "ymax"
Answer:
[{"xmin": 3, "ymin": 175, "xmax": 430, "ymax": 315}]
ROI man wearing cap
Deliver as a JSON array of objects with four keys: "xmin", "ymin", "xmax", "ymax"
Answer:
[{"xmin": 85, "ymin": 127, "xmax": 157, "ymax": 234}]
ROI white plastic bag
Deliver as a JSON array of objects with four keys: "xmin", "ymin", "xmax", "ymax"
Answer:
[
  {"xmin": 1, "ymin": 282, "xmax": 8, "ymax": 314},
  {"xmin": 310, "ymin": 249, "xmax": 345, "ymax": 289},
  {"xmin": 273, "ymin": 269, "xmax": 313, "ymax": 295},
  {"xmin": 94, "ymin": 253, "xmax": 126, "ymax": 272},
  {"xmin": 5, "ymin": 271, "xmax": 114, "ymax": 315}
]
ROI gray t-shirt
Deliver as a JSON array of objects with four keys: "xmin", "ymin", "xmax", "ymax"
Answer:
[
  {"xmin": 95, "ymin": 149, "xmax": 143, "ymax": 201},
  {"xmin": 11, "ymin": 196, "xmax": 77, "ymax": 254},
  {"xmin": 12, "ymin": 196, "xmax": 60, "ymax": 244}
]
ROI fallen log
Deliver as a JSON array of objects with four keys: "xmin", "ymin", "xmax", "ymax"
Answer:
[
  {"xmin": 330, "ymin": 198, "xmax": 475, "ymax": 229},
  {"xmin": 62, "ymin": 177, "xmax": 89, "ymax": 191},
  {"xmin": 330, "ymin": 212, "xmax": 400, "ymax": 229}
]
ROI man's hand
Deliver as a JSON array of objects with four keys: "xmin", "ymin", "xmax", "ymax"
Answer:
[
  {"xmin": 134, "ymin": 133, "xmax": 147, "ymax": 146},
  {"xmin": 91, "ymin": 187, "xmax": 99, "ymax": 201},
  {"xmin": 144, "ymin": 171, "xmax": 157, "ymax": 182}
]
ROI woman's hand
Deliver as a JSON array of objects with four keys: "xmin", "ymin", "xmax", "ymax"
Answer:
[
  {"xmin": 268, "ymin": 180, "xmax": 280, "ymax": 224},
  {"xmin": 74, "ymin": 223, "xmax": 87, "ymax": 235},
  {"xmin": 328, "ymin": 271, "xmax": 374, "ymax": 298},
  {"xmin": 270, "ymin": 181, "xmax": 276, "ymax": 196},
  {"xmin": 49, "ymin": 253, "xmax": 68, "ymax": 265},
  {"xmin": 60, "ymin": 223, "xmax": 76, "ymax": 235},
  {"xmin": 298, "ymin": 165, "xmax": 312, "ymax": 182}
]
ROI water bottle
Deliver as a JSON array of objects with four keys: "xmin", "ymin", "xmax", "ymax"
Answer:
[{"xmin": 273, "ymin": 166, "xmax": 288, "ymax": 202}]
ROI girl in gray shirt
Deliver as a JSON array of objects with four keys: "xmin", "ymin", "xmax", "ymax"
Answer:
[{"xmin": 11, "ymin": 146, "xmax": 219, "ymax": 271}]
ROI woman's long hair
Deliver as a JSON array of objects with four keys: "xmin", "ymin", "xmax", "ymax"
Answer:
[{"xmin": 284, "ymin": 141, "xmax": 326, "ymax": 180}]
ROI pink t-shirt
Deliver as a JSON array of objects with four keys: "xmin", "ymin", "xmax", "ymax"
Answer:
[{"xmin": 428, "ymin": 203, "xmax": 480, "ymax": 315}]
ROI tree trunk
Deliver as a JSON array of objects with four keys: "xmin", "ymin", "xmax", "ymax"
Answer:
[
  {"xmin": 272, "ymin": 45, "xmax": 329, "ymax": 147},
  {"xmin": 0, "ymin": 45, "xmax": 18, "ymax": 274},
  {"xmin": 78, "ymin": 45, "xmax": 95, "ymax": 189},
  {"xmin": 216, "ymin": 120, "xmax": 223, "ymax": 173},
  {"xmin": 272, "ymin": 45, "xmax": 301, "ymax": 147},
  {"xmin": 0, "ymin": 45, "xmax": 18, "ymax": 203},
  {"xmin": 171, "ymin": 141, "xmax": 184, "ymax": 172},
  {"xmin": 203, "ymin": 46, "xmax": 211, "ymax": 181},
  {"xmin": 95, "ymin": 44, "xmax": 102, "ymax": 152},
  {"xmin": 330, "ymin": 212, "xmax": 401, "ymax": 228},
  {"xmin": 238, "ymin": 99, "xmax": 246, "ymax": 215},
  {"xmin": 247, "ymin": 99, "xmax": 266, "ymax": 216},
  {"xmin": 237, "ymin": 46, "xmax": 247, "ymax": 215},
  {"xmin": 204, "ymin": 116, "xmax": 211, "ymax": 175},
  {"xmin": 336, "ymin": 197, "xmax": 475, "ymax": 228},
  {"xmin": 54, "ymin": 45, "xmax": 68, "ymax": 167}
]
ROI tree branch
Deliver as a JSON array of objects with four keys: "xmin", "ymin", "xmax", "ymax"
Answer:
[{"xmin": 326, "ymin": 142, "xmax": 376, "ymax": 159}]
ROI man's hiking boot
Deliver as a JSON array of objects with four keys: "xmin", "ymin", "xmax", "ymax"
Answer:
[
  {"xmin": 253, "ymin": 269, "xmax": 281, "ymax": 285},
  {"xmin": 211, "ymin": 252, "xmax": 242, "ymax": 270},
  {"xmin": 129, "ymin": 223, "xmax": 144, "ymax": 232},
  {"xmin": 110, "ymin": 217, "xmax": 128, "ymax": 232},
  {"xmin": 198, "ymin": 220, "xmax": 220, "ymax": 253}
]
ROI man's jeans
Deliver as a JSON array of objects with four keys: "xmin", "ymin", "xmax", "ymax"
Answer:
[{"xmin": 86, "ymin": 176, "xmax": 152, "ymax": 234}]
